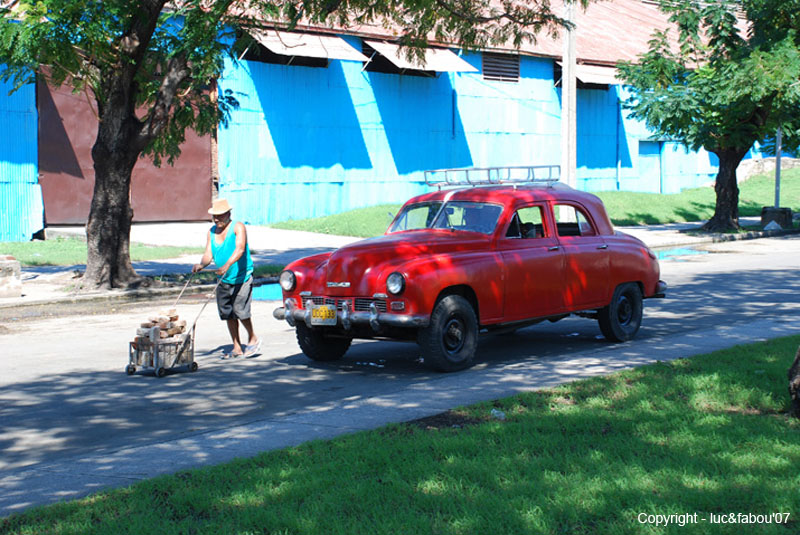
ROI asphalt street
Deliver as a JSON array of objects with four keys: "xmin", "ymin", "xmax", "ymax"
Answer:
[{"xmin": 1, "ymin": 235, "xmax": 800, "ymax": 516}]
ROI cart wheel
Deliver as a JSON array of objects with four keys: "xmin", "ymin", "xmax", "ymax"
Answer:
[
  {"xmin": 155, "ymin": 367, "xmax": 166, "ymax": 378},
  {"xmin": 189, "ymin": 362, "xmax": 198, "ymax": 372},
  {"xmin": 125, "ymin": 364, "xmax": 136, "ymax": 375}
]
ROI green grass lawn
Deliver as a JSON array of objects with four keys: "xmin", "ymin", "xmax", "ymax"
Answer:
[
  {"xmin": 271, "ymin": 203, "xmax": 400, "ymax": 238},
  {"xmin": 0, "ymin": 237, "xmax": 204, "ymax": 267},
  {"xmin": 596, "ymin": 170, "xmax": 800, "ymax": 226},
  {"xmin": 2, "ymin": 336, "xmax": 798, "ymax": 535},
  {"xmin": 271, "ymin": 170, "xmax": 800, "ymax": 237},
  {"xmin": 0, "ymin": 237, "xmax": 285, "ymax": 275}
]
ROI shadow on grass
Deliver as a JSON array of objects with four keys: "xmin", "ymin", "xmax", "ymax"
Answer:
[
  {"xmin": 611, "ymin": 212, "xmax": 664, "ymax": 226},
  {"xmin": 612, "ymin": 200, "xmax": 715, "ymax": 226},
  {"xmin": 739, "ymin": 199, "xmax": 771, "ymax": 217},
  {"xmin": 673, "ymin": 200, "xmax": 715, "ymax": 222}
]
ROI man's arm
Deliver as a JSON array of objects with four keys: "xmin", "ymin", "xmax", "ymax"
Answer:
[{"xmin": 192, "ymin": 230, "xmax": 213, "ymax": 273}]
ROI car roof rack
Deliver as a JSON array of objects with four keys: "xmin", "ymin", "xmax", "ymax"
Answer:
[{"xmin": 423, "ymin": 165, "xmax": 562, "ymax": 190}]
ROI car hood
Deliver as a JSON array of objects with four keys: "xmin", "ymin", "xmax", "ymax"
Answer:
[{"xmin": 318, "ymin": 230, "xmax": 491, "ymax": 295}]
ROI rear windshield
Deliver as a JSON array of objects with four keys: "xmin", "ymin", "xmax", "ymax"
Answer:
[{"xmin": 388, "ymin": 201, "xmax": 503, "ymax": 235}]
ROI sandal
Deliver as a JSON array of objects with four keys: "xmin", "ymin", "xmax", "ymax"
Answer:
[{"xmin": 243, "ymin": 338, "xmax": 262, "ymax": 357}]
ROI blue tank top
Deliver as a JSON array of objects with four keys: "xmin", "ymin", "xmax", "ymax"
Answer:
[{"xmin": 210, "ymin": 221, "xmax": 253, "ymax": 284}]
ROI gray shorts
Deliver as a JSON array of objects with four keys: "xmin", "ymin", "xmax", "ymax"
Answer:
[{"xmin": 216, "ymin": 276, "xmax": 253, "ymax": 320}]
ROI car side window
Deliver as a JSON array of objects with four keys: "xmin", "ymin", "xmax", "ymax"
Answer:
[
  {"xmin": 554, "ymin": 204, "xmax": 596, "ymax": 237},
  {"xmin": 506, "ymin": 206, "xmax": 545, "ymax": 239},
  {"xmin": 506, "ymin": 213, "xmax": 521, "ymax": 238}
]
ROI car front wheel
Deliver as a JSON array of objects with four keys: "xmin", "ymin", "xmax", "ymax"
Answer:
[
  {"xmin": 296, "ymin": 324, "xmax": 352, "ymax": 361},
  {"xmin": 598, "ymin": 282, "xmax": 643, "ymax": 342},
  {"xmin": 419, "ymin": 295, "xmax": 478, "ymax": 372}
]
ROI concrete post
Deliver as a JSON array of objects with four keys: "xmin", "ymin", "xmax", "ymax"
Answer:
[
  {"xmin": 560, "ymin": 1, "xmax": 577, "ymax": 189},
  {"xmin": 0, "ymin": 255, "xmax": 22, "ymax": 298}
]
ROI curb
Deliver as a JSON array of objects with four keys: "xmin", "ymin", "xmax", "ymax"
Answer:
[
  {"xmin": 0, "ymin": 277, "xmax": 278, "ymax": 312},
  {"xmin": 648, "ymin": 226, "xmax": 800, "ymax": 250}
]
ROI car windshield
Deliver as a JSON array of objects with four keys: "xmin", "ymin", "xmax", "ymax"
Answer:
[{"xmin": 388, "ymin": 201, "xmax": 503, "ymax": 235}]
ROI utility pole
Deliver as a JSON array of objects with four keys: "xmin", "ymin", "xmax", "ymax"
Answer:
[
  {"xmin": 775, "ymin": 126, "xmax": 782, "ymax": 208},
  {"xmin": 560, "ymin": 0, "xmax": 577, "ymax": 188},
  {"xmin": 761, "ymin": 125, "xmax": 790, "ymax": 229}
]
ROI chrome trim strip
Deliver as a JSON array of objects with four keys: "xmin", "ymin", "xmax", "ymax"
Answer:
[
  {"xmin": 341, "ymin": 300, "xmax": 351, "ymax": 330},
  {"xmin": 273, "ymin": 307, "xmax": 429, "ymax": 329},
  {"xmin": 369, "ymin": 301, "xmax": 380, "ymax": 331}
]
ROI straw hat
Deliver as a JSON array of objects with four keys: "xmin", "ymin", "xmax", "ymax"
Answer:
[{"xmin": 208, "ymin": 198, "xmax": 232, "ymax": 215}]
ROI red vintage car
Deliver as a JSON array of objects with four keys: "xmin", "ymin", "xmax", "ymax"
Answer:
[{"xmin": 273, "ymin": 168, "xmax": 666, "ymax": 371}]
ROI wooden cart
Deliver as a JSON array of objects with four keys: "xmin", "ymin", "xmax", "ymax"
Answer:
[{"xmin": 127, "ymin": 327, "xmax": 197, "ymax": 378}]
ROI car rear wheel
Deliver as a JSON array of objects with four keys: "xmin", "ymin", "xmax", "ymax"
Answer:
[
  {"xmin": 598, "ymin": 282, "xmax": 643, "ymax": 342},
  {"xmin": 419, "ymin": 295, "xmax": 478, "ymax": 372},
  {"xmin": 296, "ymin": 324, "xmax": 352, "ymax": 361}
]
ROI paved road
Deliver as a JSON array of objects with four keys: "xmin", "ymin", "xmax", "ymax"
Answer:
[{"xmin": 2, "ymin": 235, "xmax": 800, "ymax": 516}]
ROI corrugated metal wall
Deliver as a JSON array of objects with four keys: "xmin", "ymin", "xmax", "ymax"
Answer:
[
  {"xmin": 215, "ymin": 46, "xmax": 735, "ymax": 224},
  {"xmin": 576, "ymin": 87, "xmax": 620, "ymax": 191},
  {"xmin": 217, "ymin": 48, "xmax": 563, "ymax": 225},
  {"xmin": 0, "ymin": 76, "xmax": 43, "ymax": 242},
  {"xmin": 612, "ymin": 86, "xmax": 718, "ymax": 194},
  {"xmin": 37, "ymin": 80, "xmax": 212, "ymax": 224}
]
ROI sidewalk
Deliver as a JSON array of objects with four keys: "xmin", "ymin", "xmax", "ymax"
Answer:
[{"xmin": 2, "ymin": 217, "xmax": 797, "ymax": 310}]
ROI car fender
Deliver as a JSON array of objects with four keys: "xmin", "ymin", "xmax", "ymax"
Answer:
[
  {"xmin": 387, "ymin": 251, "xmax": 505, "ymax": 322},
  {"xmin": 284, "ymin": 252, "xmax": 332, "ymax": 297},
  {"xmin": 606, "ymin": 233, "xmax": 662, "ymax": 298}
]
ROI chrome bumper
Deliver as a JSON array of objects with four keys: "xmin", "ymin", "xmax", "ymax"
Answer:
[
  {"xmin": 273, "ymin": 299, "xmax": 429, "ymax": 331},
  {"xmin": 651, "ymin": 280, "xmax": 667, "ymax": 298}
]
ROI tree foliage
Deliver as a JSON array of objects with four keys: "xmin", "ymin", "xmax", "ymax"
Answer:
[
  {"xmin": 0, "ymin": 0, "xmax": 586, "ymax": 288},
  {"xmin": 2, "ymin": 0, "xmax": 249, "ymax": 165},
  {"xmin": 617, "ymin": 0, "xmax": 800, "ymax": 231}
]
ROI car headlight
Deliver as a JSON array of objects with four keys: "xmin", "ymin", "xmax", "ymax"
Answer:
[
  {"xmin": 279, "ymin": 270, "xmax": 296, "ymax": 292},
  {"xmin": 386, "ymin": 272, "xmax": 405, "ymax": 295}
]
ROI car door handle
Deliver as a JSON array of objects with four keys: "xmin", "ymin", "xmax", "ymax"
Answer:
[
  {"xmin": 597, "ymin": 244, "xmax": 608, "ymax": 250},
  {"xmin": 548, "ymin": 246, "xmax": 560, "ymax": 251}
]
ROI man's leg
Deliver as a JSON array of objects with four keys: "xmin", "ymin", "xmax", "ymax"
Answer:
[
  {"xmin": 226, "ymin": 318, "xmax": 244, "ymax": 355},
  {"xmin": 232, "ymin": 277, "xmax": 260, "ymax": 353},
  {"xmin": 217, "ymin": 282, "xmax": 243, "ymax": 357},
  {"xmin": 240, "ymin": 317, "xmax": 258, "ymax": 346}
]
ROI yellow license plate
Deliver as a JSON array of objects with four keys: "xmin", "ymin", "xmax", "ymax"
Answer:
[{"xmin": 310, "ymin": 304, "xmax": 337, "ymax": 325}]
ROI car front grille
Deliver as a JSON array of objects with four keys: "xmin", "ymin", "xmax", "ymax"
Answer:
[
  {"xmin": 304, "ymin": 296, "xmax": 387, "ymax": 313},
  {"xmin": 354, "ymin": 298, "xmax": 387, "ymax": 312}
]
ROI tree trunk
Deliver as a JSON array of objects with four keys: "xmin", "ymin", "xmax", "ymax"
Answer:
[
  {"xmin": 790, "ymin": 345, "xmax": 800, "ymax": 418},
  {"xmin": 702, "ymin": 147, "xmax": 750, "ymax": 232},
  {"xmin": 82, "ymin": 103, "xmax": 144, "ymax": 289},
  {"xmin": 77, "ymin": 0, "xmax": 186, "ymax": 289}
]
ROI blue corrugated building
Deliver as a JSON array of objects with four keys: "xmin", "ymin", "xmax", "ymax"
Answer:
[
  {"xmin": 0, "ymin": 0, "xmax": 768, "ymax": 238},
  {"xmin": 0, "ymin": 75, "xmax": 43, "ymax": 242},
  {"xmin": 216, "ymin": 43, "xmax": 724, "ymax": 225}
]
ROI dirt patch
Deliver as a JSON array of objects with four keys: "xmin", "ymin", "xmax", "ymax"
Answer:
[
  {"xmin": 409, "ymin": 410, "xmax": 486, "ymax": 430},
  {"xmin": 0, "ymin": 298, "xmax": 176, "ymax": 323}
]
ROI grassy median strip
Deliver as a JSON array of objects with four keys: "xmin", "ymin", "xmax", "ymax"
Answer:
[
  {"xmin": 271, "ymin": 203, "xmax": 400, "ymax": 237},
  {"xmin": 0, "ymin": 237, "xmax": 203, "ymax": 267},
  {"xmin": 596, "ymin": 171, "xmax": 800, "ymax": 226},
  {"xmin": 271, "ymin": 170, "xmax": 800, "ymax": 237},
  {"xmin": 3, "ymin": 336, "xmax": 799, "ymax": 534}
]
